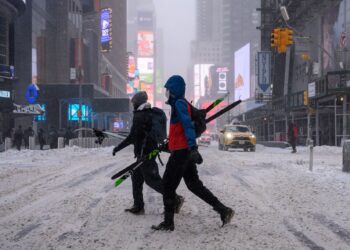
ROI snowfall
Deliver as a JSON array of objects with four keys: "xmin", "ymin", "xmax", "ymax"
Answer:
[{"xmin": 0, "ymin": 143, "xmax": 350, "ymax": 250}]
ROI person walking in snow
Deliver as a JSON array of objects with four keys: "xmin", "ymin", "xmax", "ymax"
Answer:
[
  {"xmin": 24, "ymin": 127, "xmax": 34, "ymax": 149},
  {"xmin": 288, "ymin": 122, "xmax": 298, "ymax": 153},
  {"xmin": 112, "ymin": 91, "xmax": 184, "ymax": 215},
  {"xmin": 38, "ymin": 128, "xmax": 46, "ymax": 150},
  {"xmin": 152, "ymin": 75, "xmax": 234, "ymax": 231},
  {"xmin": 14, "ymin": 125, "xmax": 24, "ymax": 151}
]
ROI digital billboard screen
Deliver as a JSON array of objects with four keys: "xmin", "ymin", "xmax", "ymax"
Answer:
[
  {"xmin": 34, "ymin": 104, "xmax": 46, "ymax": 121},
  {"xmin": 137, "ymin": 31, "xmax": 154, "ymax": 57},
  {"xmin": 234, "ymin": 43, "xmax": 250, "ymax": 101},
  {"xmin": 138, "ymin": 57, "xmax": 154, "ymax": 83},
  {"xmin": 68, "ymin": 104, "xmax": 90, "ymax": 121},
  {"xmin": 140, "ymin": 82, "xmax": 154, "ymax": 106},
  {"xmin": 101, "ymin": 8, "xmax": 112, "ymax": 52},
  {"xmin": 193, "ymin": 64, "xmax": 214, "ymax": 103}
]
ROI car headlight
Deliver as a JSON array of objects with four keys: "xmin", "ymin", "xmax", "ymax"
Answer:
[
  {"xmin": 225, "ymin": 133, "xmax": 234, "ymax": 139},
  {"xmin": 250, "ymin": 134, "xmax": 256, "ymax": 138}
]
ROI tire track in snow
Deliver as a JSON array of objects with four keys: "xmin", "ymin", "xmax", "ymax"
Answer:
[
  {"xmin": 283, "ymin": 220, "xmax": 325, "ymax": 250},
  {"xmin": 63, "ymin": 162, "xmax": 116, "ymax": 188},
  {"xmin": 313, "ymin": 213, "xmax": 350, "ymax": 246},
  {"xmin": 13, "ymin": 223, "xmax": 41, "ymax": 241}
]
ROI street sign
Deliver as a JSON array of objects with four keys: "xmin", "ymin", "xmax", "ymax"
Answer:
[
  {"xmin": 308, "ymin": 82, "xmax": 316, "ymax": 98},
  {"xmin": 257, "ymin": 51, "xmax": 271, "ymax": 92},
  {"xmin": 25, "ymin": 84, "xmax": 38, "ymax": 104},
  {"xmin": 13, "ymin": 104, "xmax": 45, "ymax": 115}
]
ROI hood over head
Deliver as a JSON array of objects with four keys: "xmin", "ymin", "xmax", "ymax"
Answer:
[{"xmin": 164, "ymin": 75, "xmax": 186, "ymax": 100}]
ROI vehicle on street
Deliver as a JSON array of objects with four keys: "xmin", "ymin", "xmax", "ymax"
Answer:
[
  {"xmin": 218, "ymin": 124, "xmax": 256, "ymax": 152},
  {"xmin": 198, "ymin": 135, "xmax": 211, "ymax": 145}
]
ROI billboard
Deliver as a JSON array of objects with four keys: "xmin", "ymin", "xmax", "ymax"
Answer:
[
  {"xmin": 138, "ymin": 11, "xmax": 153, "ymax": 29},
  {"xmin": 128, "ymin": 54, "xmax": 136, "ymax": 78},
  {"xmin": 138, "ymin": 57, "xmax": 154, "ymax": 82},
  {"xmin": 101, "ymin": 8, "xmax": 112, "ymax": 52},
  {"xmin": 140, "ymin": 82, "xmax": 154, "ymax": 106},
  {"xmin": 68, "ymin": 104, "xmax": 90, "ymax": 121},
  {"xmin": 234, "ymin": 43, "xmax": 250, "ymax": 101},
  {"xmin": 206, "ymin": 66, "xmax": 229, "ymax": 98},
  {"xmin": 194, "ymin": 64, "xmax": 214, "ymax": 103},
  {"xmin": 137, "ymin": 31, "xmax": 154, "ymax": 57}
]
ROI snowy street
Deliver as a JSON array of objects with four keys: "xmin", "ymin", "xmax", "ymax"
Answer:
[{"xmin": 1, "ymin": 145, "xmax": 350, "ymax": 250}]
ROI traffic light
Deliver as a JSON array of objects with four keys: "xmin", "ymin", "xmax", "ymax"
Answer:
[
  {"xmin": 271, "ymin": 28, "xmax": 281, "ymax": 49},
  {"xmin": 303, "ymin": 90, "xmax": 308, "ymax": 106},
  {"xmin": 277, "ymin": 28, "xmax": 294, "ymax": 54}
]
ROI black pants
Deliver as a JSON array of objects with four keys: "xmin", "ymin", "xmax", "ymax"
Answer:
[
  {"xmin": 163, "ymin": 149, "xmax": 226, "ymax": 216},
  {"xmin": 131, "ymin": 159, "xmax": 163, "ymax": 208},
  {"xmin": 290, "ymin": 137, "xmax": 296, "ymax": 151}
]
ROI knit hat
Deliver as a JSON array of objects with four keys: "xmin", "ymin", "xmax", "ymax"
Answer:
[{"xmin": 131, "ymin": 91, "xmax": 148, "ymax": 109}]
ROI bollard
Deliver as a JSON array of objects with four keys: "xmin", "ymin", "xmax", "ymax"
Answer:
[
  {"xmin": 343, "ymin": 140, "xmax": 350, "ymax": 172},
  {"xmin": 29, "ymin": 136, "xmax": 35, "ymax": 150},
  {"xmin": 307, "ymin": 139, "xmax": 314, "ymax": 171},
  {"xmin": 5, "ymin": 137, "xmax": 12, "ymax": 151},
  {"xmin": 57, "ymin": 137, "xmax": 65, "ymax": 149}
]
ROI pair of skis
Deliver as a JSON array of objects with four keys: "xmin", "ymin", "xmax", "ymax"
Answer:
[{"xmin": 111, "ymin": 97, "xmax": 242, "ymax": 188}]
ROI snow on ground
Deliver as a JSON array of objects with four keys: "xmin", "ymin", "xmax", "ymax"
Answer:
[{"xmin": 0, "ymin": 144, "xmax": 350, "ymax": 250}]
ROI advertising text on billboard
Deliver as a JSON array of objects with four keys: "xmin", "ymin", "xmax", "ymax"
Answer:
[{"xmin": 101, "ymin": 8, "xmax": 112, "ymax": 52}]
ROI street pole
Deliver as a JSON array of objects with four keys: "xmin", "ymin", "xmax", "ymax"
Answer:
[{"xmin": 78, "ymin": 67, "xmax": 83, "ymax": 138}]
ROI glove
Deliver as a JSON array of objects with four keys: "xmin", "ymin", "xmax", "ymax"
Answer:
[
  {"xmin": 112, "ymin": 146, "xmax": 120, "ymax": 156},
  {"xmin": 188, "ymin": 146, "xmax": 203, "ymax": 165},
  {"xmin": 159, "ymin": 142, "xmax": 170, "ymax": 153}
]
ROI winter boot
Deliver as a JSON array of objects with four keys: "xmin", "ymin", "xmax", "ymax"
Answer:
[
  {"xmin": 151, "ymin": 212, "xmax": 174, "ymax": 231},
  {"xmin": 124, "ymin": 206, "xmax": 145, "ymax": 215},
  {"xmin": 219, "ymin": 207, "xmax": 235, "ymax": 227},
  {"xmin": 174, "ymin": 195, "xmax": 185, "ymax": 214}
]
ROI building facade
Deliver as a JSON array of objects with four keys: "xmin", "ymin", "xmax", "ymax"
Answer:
[
  {"xmin": 0, "ymin": 0, "xmax": 25, "ymax": 141},
  {"xmin": 242, "ymin": 0, "xmax": 350, "ymax": 146},
  {"xmin": 12, "ymin": 0, "xmax": 129, "ymax": 134}
]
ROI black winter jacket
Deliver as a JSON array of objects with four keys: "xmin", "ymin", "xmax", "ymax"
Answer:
[{"xmin": 116, "ymin": 106, "xmax": 156, "ymax": 158}]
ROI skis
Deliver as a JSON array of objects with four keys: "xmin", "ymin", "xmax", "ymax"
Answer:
[
  {"xmin": 205, "ymin": 100, "xmax": 242, "ymax": 123},
  {"xmin": 112, "ymin": 98, "xmax": 242, "ymax": 187}
]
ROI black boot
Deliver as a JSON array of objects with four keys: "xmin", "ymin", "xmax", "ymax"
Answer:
[
  {"xmin": 124, "ymin": 205, "xmax": 145, "ymax": 215},
  {"xmin": 174, "ymin": 195, "xmax": 185, "ymax": 214},
  {"xmin": 219, "ymin": 207, "xmax": 234, "ymax": 227},
  {"xmin": 151, "ymin": 212, "xmax": 174, "ymax": 231}
]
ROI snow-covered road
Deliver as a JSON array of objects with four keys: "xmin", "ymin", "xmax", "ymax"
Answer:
[{"xmin": 0, "ymin": 144, "xmax": 350, "ymax": 250}]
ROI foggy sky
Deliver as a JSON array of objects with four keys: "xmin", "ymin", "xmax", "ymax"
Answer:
[{"xmin": 153, "ymin": 0, "xmax": 195, "ymax": 83}]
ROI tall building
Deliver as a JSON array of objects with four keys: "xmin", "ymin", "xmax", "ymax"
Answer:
[
  {"xmin": 0, "ymin": 0, "xmax": 26, "ymax": 139},
  {"xmin": 12, "ymin": 0, "xmax": 129, "ymax": 132}
]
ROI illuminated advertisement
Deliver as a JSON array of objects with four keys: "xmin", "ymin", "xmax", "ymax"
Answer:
[
  {"xmin": 137, "ymin": 31, "xmax": 154, "ymax": 57},
  {"xmin": 141, "ymin": 82, "xmax": 154, "ymax": 106},
  {"xmin": 127, "ymin": 69, "xmax": 140, "ymax": 96},
  {"xmin": 193, "ymin": 64, "xmax": 214, "ymax": 103},
  {"xmin": 138, "ymin": 57, "xmax": 154, "ymax": 82},
  {"xmin": 207, "ymin": 66, "xmax": 229, "ymax": 98},
  {"xmin": 34, "ymin": 104, "xmax": 46, "ymax": 121},
  {"xmin": 128, "ymin": 54, "xmax": 136, "ymax": 78},
  {"xmin": 68, "ymin": 104, "xmax": 90, "ymax": 121},
  {"xmin": 101, "ymin": 8, "xmax": 112, "ymax": 52},
  {"xmin": 323, "ymin": 0, "xmax": 350, "ymax": 71},
  {"xmin": 234, "ymin": 43, "xmax": 250, "ymax": 101}
]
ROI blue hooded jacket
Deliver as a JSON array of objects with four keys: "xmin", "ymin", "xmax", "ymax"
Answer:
[{"xmin": 164, "ymin": 75, "xmax": 196, "ymax": 150}]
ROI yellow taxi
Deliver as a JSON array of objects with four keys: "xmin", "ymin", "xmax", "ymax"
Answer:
[{"xmin": 218, "ymin": 124, "xmax": 256, "ymax": 152}]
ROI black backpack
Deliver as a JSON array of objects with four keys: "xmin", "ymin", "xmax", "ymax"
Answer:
[
  {"xmin": 149, "ymin": 107, "xmax": 167, "ymax": 145},
  {"xmin": 186, "ymin": 101, "xmax": 207, "ymax": 138}
]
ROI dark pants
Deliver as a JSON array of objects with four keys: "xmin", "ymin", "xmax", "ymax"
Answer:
[
  {"xmin": 131, "ymin": 159, "xmax": 163, "ymax": 208},
  {"xmin": 162, "ymin": 149, "xmax": 226, "ymax": 222},
  {"xmin": 290, "ymin": 137, "xmax": 296, "ymax": 151}
]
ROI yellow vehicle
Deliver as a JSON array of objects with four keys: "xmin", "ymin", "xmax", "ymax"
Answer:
[{"xmin": 218, "ymin": 124, "xmax": 256, "ymax": 152}]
